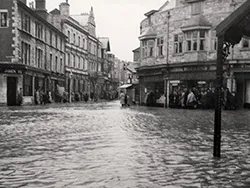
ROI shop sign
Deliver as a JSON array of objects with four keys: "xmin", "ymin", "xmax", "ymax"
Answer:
[
  {"xmin": 170, "ymin": 80, "xmax": 180, "ymax": 84},
  {"xmin": 198, "ymin": 81, "xmax": 206, "ymax": 85}
]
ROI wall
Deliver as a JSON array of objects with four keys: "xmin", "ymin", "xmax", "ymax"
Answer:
[{"xmin": 0, "ymin": 0, "xmax": 14, "ymax": 62}]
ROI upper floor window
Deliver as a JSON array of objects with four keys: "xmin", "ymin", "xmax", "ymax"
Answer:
[
  {"xmin": 0, "ymin": 10, "xmax": 8, "ymax": 28},
  {"xmin": 185, "ymin": 30, "xmax": 206, "ymax": 52},
  {"xmin": 174, "ymin": 34, "xmax": 183, "ymax": 54},
  {"xmin": 21, "ymin": 41, "xmax": 31, "ymax": 65},
  {"xmin": 83, "ymin": 39, "xmax": 85, "ymax": 49},
  {"xmin": 68, "ymin": 30, "xmax": 70, "ymax": 42},
  {"xmin": 242, "ymin": 38, "xmax": 250, "ymax": 49},
  {"xmin": 191, "ymin": 1, "xmax": 203, "ymax": 15},
  {"xmin": 35, "ymin": 48, "xmax": 43, "ymax": 68},
  {"xmin": 73, "ymin": 33, "xmax": 75, "ymax": 44},
  {"xmin": 60, "ymin": 58, "xmax": 63, "ymax": 73},
  {"xmin": 78, "ymin": 36, "xmax": 81, "ymax": 46},
  {"xmin": 55, "ymin": 35, "xmax": 58, "ymax": 48},
  {"xmin": 50, "ymin": 30, "xmax": 53, "ymax": 45},
  {"xmin": 35, "ymin": 22, "xmax": 43, "ymax": 40},
  {"xmin": 22, "ymin": 13, "xmax": 31, "ymax": 33},
  {"xmin": 157, "ymin": 37, "xmax": 164, "ymax": 56}
]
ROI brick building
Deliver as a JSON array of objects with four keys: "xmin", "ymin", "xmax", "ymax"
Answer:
[
  {"xmin": 0, "ymin": 0, "xmax": 66, "ymax": 105},
  {"xmin": 136, "ymin": 0, "xmax": 250, "ymax": 107}
]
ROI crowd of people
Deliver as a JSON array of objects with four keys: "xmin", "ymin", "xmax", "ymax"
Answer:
[{"xmin": 169, "ymin": 87, "xmax": 237, "ymax": 110}]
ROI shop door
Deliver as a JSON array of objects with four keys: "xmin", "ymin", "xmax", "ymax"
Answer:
[
  {"xmin": 236, "ymin": 81, "xmax": 244, "ymax": 108},
  {"xmin": 7, "ymin": 77, "xmax": 17, "ymax": 106}
]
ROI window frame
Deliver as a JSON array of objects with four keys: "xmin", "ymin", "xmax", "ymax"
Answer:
[{"xmin": 0, "ymin": 10, "xmax": 8, "ymax": 28}]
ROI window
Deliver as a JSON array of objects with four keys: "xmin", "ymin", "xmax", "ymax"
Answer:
[
  {"xmin": 242, "ymin": 38, "xmax": 249, "ymax": 49},
  {"xmin": 23, "ymin": 75, "xmax": 32, "ymax": 96},
  {"xmin": 22, "ymin": 14, "xmax": 31, "ymax": 33},
  {"xmin": 78, "ymin": 36, "xmax": 81, "ymax": 46},
  {"xmin": 73, "ymin": 33, "xmax": 75, "ymax": 44},
  {"xmin": 50, "ymin": 30, "xmax": 53, "ymax": 45},
  {"xmin": 174, "ymin": 34, "xmax": 183, "ymax": 54},
  {"xmin": 21, "ymin": 41, "xmax": 31, "ymax": 65},
  {"xmin": 55, "ymin": 56, "xmax": 58, "ymax": 72},
  {"xmin": 191, "ymin": 1, "xmax": 203, "ymax": 15},
  {"xmin": 50, "ymin": 54, "xmax": 53, "ymax": 71},
  {"xmin": 72, "ymin": 54, "xmax": 75, "ymax": 67},
  {"xmin": 60, "ymin": 58, "xmax": 63, "ymax": 73},
  {"xmin": 0, "ymin": 10, "xmax": 8, "ymax": 27},
  {"xmin": 185, "ymin": 30, "xmax": 207, "ymax": 52},
  {"xmin": 83, "ymin": 38, "xmax": 85, "ymax": 49},
  {"xmin": 36, "ymin": 48, "xmax": 43, "ymax": 68},
  {"xmin": 157, "ymin": 37, "xmax": 164, "ymax": 56},
  {"xmin": 142, "ymin": 40, "xmax": 148, "ymax": 58},
  {"xmin": 55, "ymin": 35, "xmax": 58, "ymax": 48},
  {"xmin": 148, "ymin": 40, "xmax": 154, "ymax": 56},
  {"xmin": 78, "ymin": 56, "xmax": 81, "ymax": 68},
  {"xmin": 68, "ymin": 30, "xmax": 70, "ymax": 42},
  {"xmin": 67, "ymin": 53, "xmax": 70, "ymax": 67},
  {"xmin": 35, "ymin": 22, "xmax": 43, "ymax": 39}
]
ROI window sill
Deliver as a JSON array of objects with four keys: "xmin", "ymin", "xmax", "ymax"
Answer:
[{"xmin": 240, "ymin": 48, "xmax": 250, "ymax": 51}]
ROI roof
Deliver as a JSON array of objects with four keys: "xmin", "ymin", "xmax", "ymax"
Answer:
[
  {"xmin": 216, "ymin": 0, "xmax": 250, "ymax": 38},
  {"xmin": 50, "ymin": 8, "xmax": 60, "ymax": 15},
  {"xmin": 132, "ymin": 47, "xmax": 140, "ymax": 52},
  {"xmin": 71, "ymin": 13, "xmax": 89, "ymax": 27},
  {"xmin": 127, "ymin": 63, "xmax": 137, "ymax": 73},
  {"xmin": 181, "ymin": 15, "xmax": 212, "ymax": 31},
  {"xmin": 144, "ymin": 10, "xmax": 158, "ymax": 17},
  {"xmin": 99, "ymin": 37, "xmax": 111, "ymax": 51},
  {"xmin": 139, "ymin": 27, "xmax": 157, "ymax": 40},
  {"xmin": 159, "ymin": 0, "xmax": 177, "ymax": 11}
]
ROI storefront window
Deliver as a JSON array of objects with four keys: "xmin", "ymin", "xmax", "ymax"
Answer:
[{"xmin": 23, "ymin": 75, "xmax": 32, "ymax": 96}]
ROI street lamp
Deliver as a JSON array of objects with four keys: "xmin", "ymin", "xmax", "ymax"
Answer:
[{"xmin": 69, "ymin": 71, "xmax": 73, "ymax": 103}]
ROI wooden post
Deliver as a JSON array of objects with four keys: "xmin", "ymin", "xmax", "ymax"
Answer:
[{"xmin": 214, "ymin": 35, "xmax": 224, "ymax": 158}]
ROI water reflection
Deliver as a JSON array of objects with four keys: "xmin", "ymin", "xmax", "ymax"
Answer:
[{"xmin": 0, "ymin": 101, "xmax": 250, "ymax": 187}]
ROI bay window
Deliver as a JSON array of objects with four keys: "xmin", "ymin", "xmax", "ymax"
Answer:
[{"xmin": 185, "ymin": 30, "xmax": 207, "ymax": 52}]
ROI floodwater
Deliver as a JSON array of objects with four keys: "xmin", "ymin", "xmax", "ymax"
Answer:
[{"xmin": 0, "ymin": 101, "xmax": 250, "ymax": 188}]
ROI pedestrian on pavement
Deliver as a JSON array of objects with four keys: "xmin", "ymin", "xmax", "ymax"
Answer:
[{"xmin": 120, "ymin": 90, "xmax": 125, "ymax": 107}]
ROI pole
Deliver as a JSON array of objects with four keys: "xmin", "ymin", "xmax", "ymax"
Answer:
[{"xmin": 213, "ymin": 35, "xmax": 224, "ymax": 158}]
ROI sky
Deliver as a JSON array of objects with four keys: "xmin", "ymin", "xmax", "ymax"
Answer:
[{"xmin": 28, "ymin": 0, "xmax": 167, "ymax": 61}]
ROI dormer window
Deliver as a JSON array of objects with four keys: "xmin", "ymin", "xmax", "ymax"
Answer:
[{"xmin": 191, "ymin": 1, "xmax": 203, "ymax": 15}]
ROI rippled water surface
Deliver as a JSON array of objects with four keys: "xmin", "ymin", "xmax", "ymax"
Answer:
[{"xmin": 0, "ymin": 101, "xmax": 250, "ymax": 188}]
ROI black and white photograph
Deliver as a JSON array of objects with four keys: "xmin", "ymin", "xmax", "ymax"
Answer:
[{"xmin": 0, "ymin": 0, "xmax": 250, "ymax": 187}]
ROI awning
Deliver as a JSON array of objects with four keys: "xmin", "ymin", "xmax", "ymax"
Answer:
[{"xmin": 118, "ymin": 84, "xmax": 132, "ymax": 89}]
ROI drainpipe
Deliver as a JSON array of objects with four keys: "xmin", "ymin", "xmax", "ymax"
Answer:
[{"xmin": 164, "ymin": 11, "xmax": 171, "ymax": 108}]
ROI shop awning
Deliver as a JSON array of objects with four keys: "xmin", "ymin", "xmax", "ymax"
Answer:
[{"xmin": 118, "ymin": 84, "xmax": 132, "ymax": 89}]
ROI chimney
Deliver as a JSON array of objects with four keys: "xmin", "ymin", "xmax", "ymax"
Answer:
[
  {"xmin": 35, "ymin": 0, "xmax": 48, "ymax": 20},
  {"xmin": 19, "ymin": 0, "xmax": 27, "ymax": 5},
  {"xmin": 59, "ymin": 0, "xmax": 70, "ymax": 16}
]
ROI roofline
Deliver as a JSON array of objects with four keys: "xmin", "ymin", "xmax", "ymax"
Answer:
[
  {"xmin": 216, "ymin": 0, "xmax": 250, "ymax": 36},
  {"xmin": 144, "ymin": 10, "xmax": 158, "ymax": 17},
  {"xmin": 18, "ymin": 1, "xmax": 67, "ymax": 38},
  {"xmin": 62, "ymin": 17, "xmax": 89, "ymax": 35}
]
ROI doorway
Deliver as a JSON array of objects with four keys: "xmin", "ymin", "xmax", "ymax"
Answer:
[{"xmin": 7, "ymin": 77, "xmax": 17, "ymax": 106}]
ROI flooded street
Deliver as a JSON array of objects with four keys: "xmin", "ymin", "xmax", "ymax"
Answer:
[{"xmin": 0, "ymin": 101, "xmax": 250, "ymax": 188}]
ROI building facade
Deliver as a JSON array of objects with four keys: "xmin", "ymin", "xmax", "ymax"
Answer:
[
  {"xmin": 0, "ymin": 0, "xmax": 66, "ymax": 105},
  {"xmin": 136, "ymin": 0, "xmax": 249, "ymax": 107},
  {"xmin": 50, "ymin": 2, "xmax": 89, "ymax": 102}
]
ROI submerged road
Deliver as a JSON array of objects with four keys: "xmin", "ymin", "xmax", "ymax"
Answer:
[{"xmin": 0, "ymin": 101, "xmax": 250, "ymax": 187}]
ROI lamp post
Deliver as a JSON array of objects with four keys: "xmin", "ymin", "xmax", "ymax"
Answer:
[{"xmin": 69, "ymin": 71, "xmax": 73, "ymax": 103}]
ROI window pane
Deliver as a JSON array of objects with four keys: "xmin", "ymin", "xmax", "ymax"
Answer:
[
  {"xmin": 174, "ymin": 35, "xmax": 178, "ymax": 42},
  {"xmin": 193, "ymin": 40, "xmax": 197, "ymax": 51},
  {"xmin": 179, "ymin": 42, "xmax": 182, "ymax": 53},
  {"xmin": 0, "ymin": 12, "xmax": 8, "ymax": 27},
  {"xmin": 187, "ymin": 40, "xmax": 191, "ymax": 51},
  {"xmin": 200, "ymin": 39, "xmax": 205, "ymax": 50},
  {"xmin": 200, "ymin": 30, "xmax": 205, "ymax": 38}
]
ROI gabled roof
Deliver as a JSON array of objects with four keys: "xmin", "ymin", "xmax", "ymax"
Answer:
[
  {"xmin": 159, "ymin": 0, "xmax": 177, "ymax": 11},
  {"xmin": 144, "ymin": 10, "xmax": 158, "ymax": 17},
  {"xmin": 139, "ymin": 27, "xmax": 157, "ymax": 40},
  {"xmin": 216, "ymin": 0, "xmax": 250, "ymax": 37},
  {"xmin": 99, "ymin": 37, "xmax": 111, "ymax": 51},
  {"xmin": 71, "ymin": 13, "xmax": 89, "ymax": 27},
  {"xmin": 181, "ymin": 15, "xmax": 212, "ymax": 31},
  {"xmin": 50, "ymin": 8, "xmax": 60, "ymax": 15}
]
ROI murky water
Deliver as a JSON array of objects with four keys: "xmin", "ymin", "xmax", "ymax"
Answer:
[{"xmin": 0, "ymin": 101, "xmax": 250, "ymax": 187}]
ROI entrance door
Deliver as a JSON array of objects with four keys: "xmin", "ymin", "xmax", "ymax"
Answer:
[
  {"xmin": 236, "ymin": 81, "xmax": 244, "ymax": 108},
  {"xmin": 7, "ymin": 77, "xmax": 17, "ymax": 106}
]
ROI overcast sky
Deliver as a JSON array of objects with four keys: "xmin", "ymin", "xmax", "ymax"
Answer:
[{"xmin": 28, "ymin": 0, "xmax": 167, "ymax": 61}]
